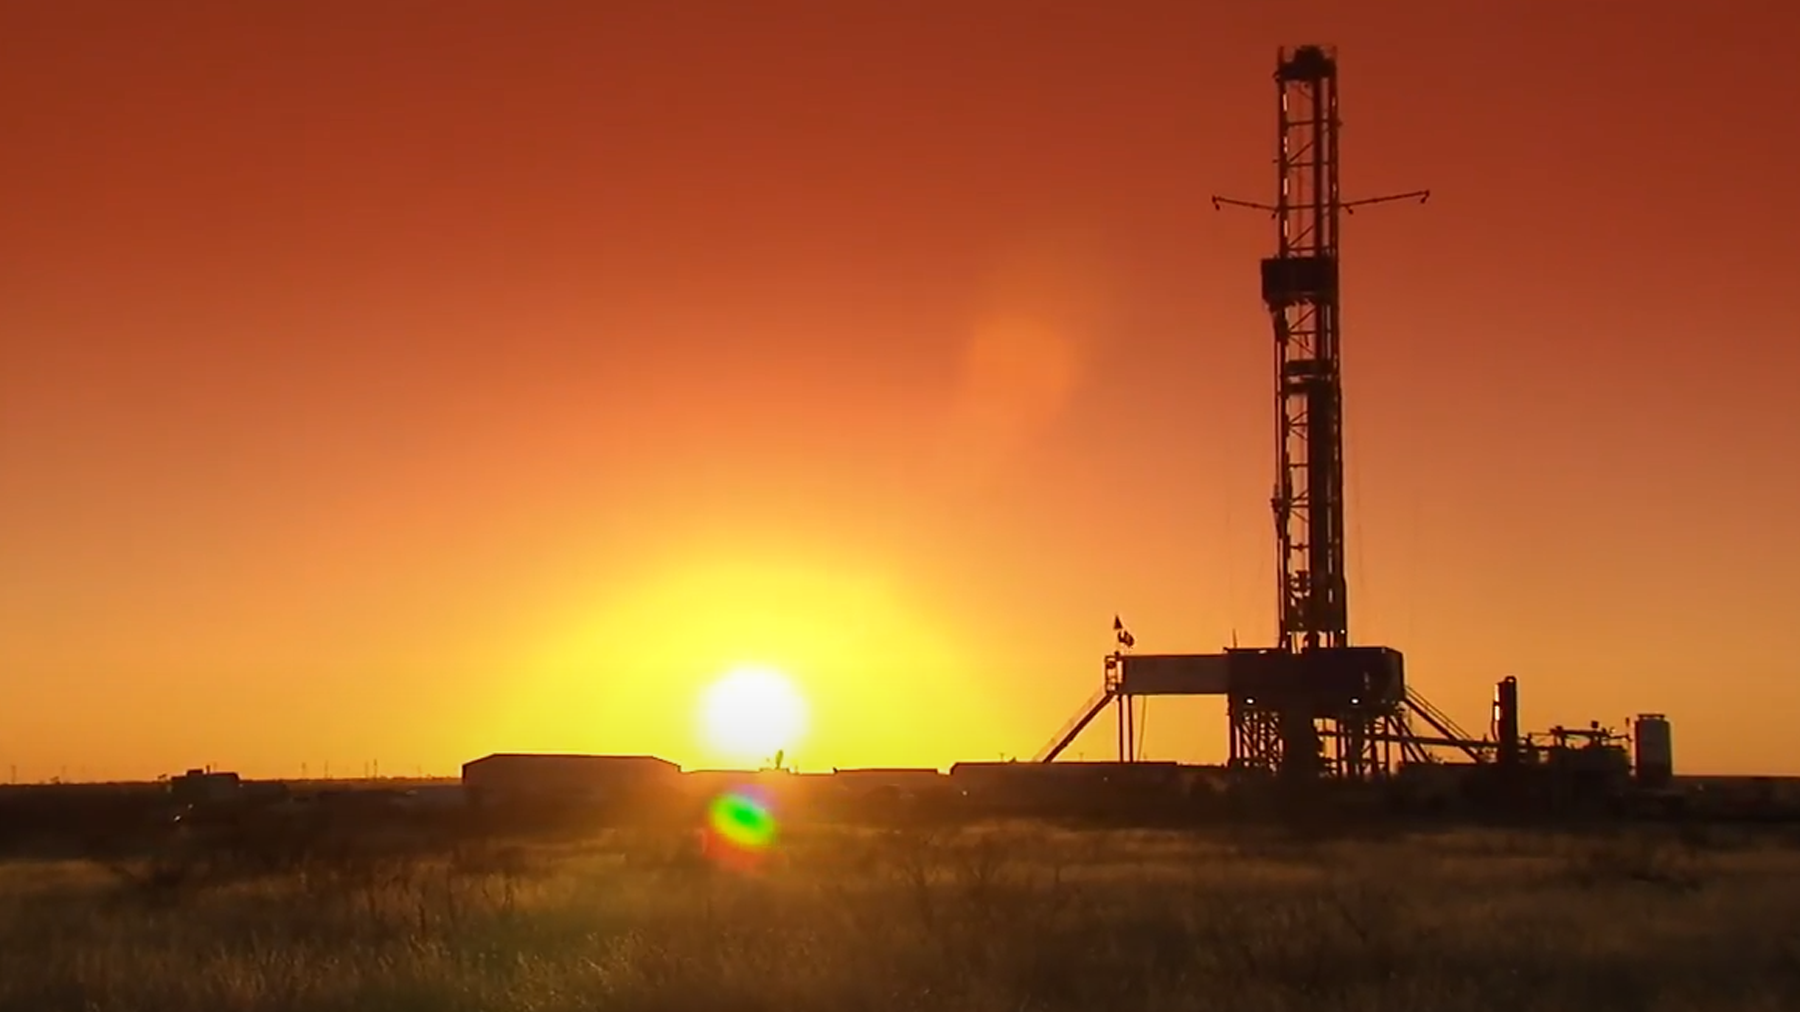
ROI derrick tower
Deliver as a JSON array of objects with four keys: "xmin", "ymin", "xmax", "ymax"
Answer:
[
  {"xmin": 1213, "ymin": 46, "xmax": 1427, "ymax": 779},
  {"xmin": 1266, "ymin": 45, "xmax": 1351, "ymax": 654}
]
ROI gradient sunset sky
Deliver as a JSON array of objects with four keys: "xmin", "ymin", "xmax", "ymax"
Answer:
[{"xmin": 4, "ymin": 1, "xmax": 1797, "ymax": 780}]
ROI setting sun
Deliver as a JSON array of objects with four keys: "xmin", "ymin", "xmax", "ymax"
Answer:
[{"xmin": 698, "ymin": 666, "xmax": 808, "ymax": 767}]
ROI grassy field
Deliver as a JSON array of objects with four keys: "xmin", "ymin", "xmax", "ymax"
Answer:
[{"xmin": 2, "ymin": 821, "xmax": 1798, "ymax": 1011}]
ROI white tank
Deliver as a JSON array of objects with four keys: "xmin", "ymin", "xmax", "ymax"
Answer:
[{"xmin": 1633, "ymin": 714, "xmax": 1673, "ymax": 788}]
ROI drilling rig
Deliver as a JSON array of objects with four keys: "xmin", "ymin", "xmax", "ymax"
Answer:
[{"xmin": 1037, "ymin": 46, "xmax": 1483, "ymax": 782}]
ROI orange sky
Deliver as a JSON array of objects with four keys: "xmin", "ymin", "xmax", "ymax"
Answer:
[{"xmin": 4, "ymin": 1, "xmax": 1798, "ymax": 780}]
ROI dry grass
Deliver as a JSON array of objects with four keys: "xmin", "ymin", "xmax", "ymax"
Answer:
[{"xmin": 3, "ymin": 822, "xmax": 1800, "ymax": 1011}]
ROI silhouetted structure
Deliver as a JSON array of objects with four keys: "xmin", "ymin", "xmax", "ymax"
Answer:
[
  {"xmin": 461, "ymin": 753, "xmax": 679, "ymax": 808},
  {"xmin": 1632, "ymin": 714, "xmax": 1674, "ymax": 789},
  {"xmin": 169, "ymin": 768, "xmax": 241, "ymax": 805},
  {"xmin": 1039, "ymin": 46, "xmax": 1435, "ymax": 780},
  {"xmin": 1030, "ymin": 49, "xmax": 1684, "ymax": 810}
]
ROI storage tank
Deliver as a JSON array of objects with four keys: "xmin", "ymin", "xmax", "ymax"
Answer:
[
  {"xmin": 1632, "ymin": 714, "xmax": 1673, "ymax": 789},
  {"xmin": 1492, "ymin": 677, "xmax": 1521, "ymax": 767}
]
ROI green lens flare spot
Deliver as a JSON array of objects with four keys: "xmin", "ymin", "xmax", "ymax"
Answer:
[{"xmin": 708, "ymin": 790, "xmax": 776, "ymax": 849}]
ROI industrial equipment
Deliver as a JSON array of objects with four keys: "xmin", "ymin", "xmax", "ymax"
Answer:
[
  {"xmin": 1631, "ymin": 714, "xmax": 1674, "ymax": 789},
  {"xmin": 1038, "ymin": 46, "xmax": 1436, "ymax": 779},
  {"xmin": 1035, "ymin": 47, "xmax": 1670, "ymax": 804}
]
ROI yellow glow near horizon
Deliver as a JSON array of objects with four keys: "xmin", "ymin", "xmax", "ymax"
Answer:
[
  {"xmin": 698, "ymin": 665, "xmax": 807, "ymax": 766},
  {"xmin": 506, "ymin": 543, "xmax": 1002, "ymax": 769}
]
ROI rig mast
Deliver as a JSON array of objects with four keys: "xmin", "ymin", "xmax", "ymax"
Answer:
[
  {"xmin": 1267, "ymin": 46, "xmax": 1350, "ymax": 653},
  {"xmin": 1214, "ymin": 46, "xmax": 1426, "ymax": 652},
  {"xmin": 1213, "ymin": 46, "xmax": 1427, "ymax": 779}
]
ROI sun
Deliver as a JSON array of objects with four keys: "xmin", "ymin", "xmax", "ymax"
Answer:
[{"xmin": 698, "ymin": 666, "xmax": 808, "ymax": 766}]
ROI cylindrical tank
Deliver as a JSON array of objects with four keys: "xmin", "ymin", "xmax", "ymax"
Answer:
[
  {"xmin": 1493, "ymin": 677, "xmax": 1521, "ymax": 767},
  {"xmin": 1633, "ymin": 714, "xmax": 1673, "ymax": 789}
]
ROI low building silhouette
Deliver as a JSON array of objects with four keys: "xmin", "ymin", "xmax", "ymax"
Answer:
[{"xmin": 461, "ymin": 753, "xmax": 679, "ymax": 809}]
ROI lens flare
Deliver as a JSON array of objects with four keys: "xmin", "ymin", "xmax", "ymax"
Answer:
[{"xmin": 702, "ymin": 788, "xmax": 777, "ymax": 870}]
